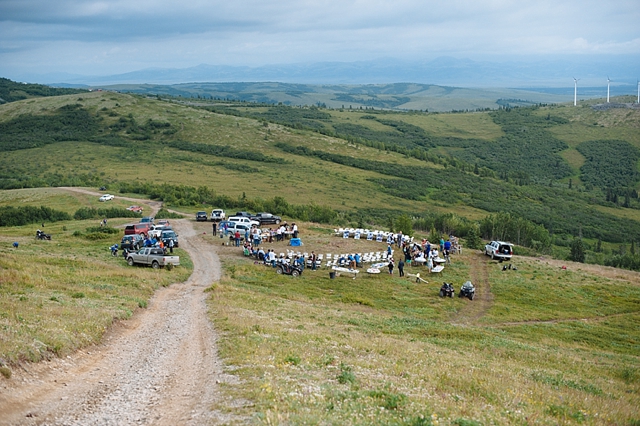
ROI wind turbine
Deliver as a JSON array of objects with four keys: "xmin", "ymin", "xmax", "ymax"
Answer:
[
  {"xmin": 637, "ymin": 79, "xmax": 639, "ymax": 104},
  {"xmin": 607, "ymin": 76, "xmax": 611, "ymax": 103},
  {"xmin": 573, "ymin": 77, "xmax": 579, "ymax": 106}
]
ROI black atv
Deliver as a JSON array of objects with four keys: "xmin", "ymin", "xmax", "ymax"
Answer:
[
  {"xmin": 35, "ymin": 230, "xmax": 51, "ymax": 240},
  {"xmin": 439, "ymin": 282, "xmax": 455, "ymax": 298},
  {"xmin": 459, "ymin": 281, "xmax": 475, "ymax": 300},
  {"xmin": 276, "ymin": 262, "xmax": 303, "ymax": 277}
]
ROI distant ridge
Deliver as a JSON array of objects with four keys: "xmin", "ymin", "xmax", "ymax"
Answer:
[{"xmin": 16, "ymin": 55, "xmax": 640, "ymax": 88}]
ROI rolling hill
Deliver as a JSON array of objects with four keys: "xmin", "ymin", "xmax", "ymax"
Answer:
[{"xmin": 0, "ymin": 82, "xmax": 639, "ymax": 266}]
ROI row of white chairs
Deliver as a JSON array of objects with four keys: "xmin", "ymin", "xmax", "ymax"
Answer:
[{"xmin": 334, "ymin": 228, "xmax": 414, "ymax": 244}]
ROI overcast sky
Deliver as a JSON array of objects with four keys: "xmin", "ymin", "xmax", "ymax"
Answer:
[{"xmin": 1, "ymin": 0, "xmax": 639, "ymax": 80}]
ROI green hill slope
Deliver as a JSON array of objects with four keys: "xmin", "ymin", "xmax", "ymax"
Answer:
[{"xmin": 1, "ymin": 90, "xmax": 639, "ymax": 260}]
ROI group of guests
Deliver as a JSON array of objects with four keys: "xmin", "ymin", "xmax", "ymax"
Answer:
[
  {"xmin": 241, "ymin": 242, "xmax": 318, "ymax": 271},
  {"xmin": 216, "ymin": 223, "xmax": 299, "ymax": 247}
]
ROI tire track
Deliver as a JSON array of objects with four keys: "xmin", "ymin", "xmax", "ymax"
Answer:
[{"xmin": 450, "ymin": 251, "xmax": 494, "ymax": 325}]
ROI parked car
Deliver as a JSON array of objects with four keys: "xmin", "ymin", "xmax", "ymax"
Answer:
[
  {"xmin": 99, "ymin": 186, "xmax": 107, "ymax": 191},
  {"xmin": 161, "ymin": 230, "xmax": 179, "ymax": 247},
  {"xmin": 140, "ymin": 216, "xmax": 154, "ymax": 224},
  {"xmin": 228, "ymin": 216, "xmax": 259, "ymax": 227},
  {"xmin": 196, "ymin": 211, "xmax": 208, "ymax": 221},
  {"xmin": 99, "ymin": 194, "xmax": 114, "ymax": 202},
  {"xmin": 234, "ymin": 211, "xmax": 257, "ymax": 220},
  {"xmin": 124, "ymin": 223, "xmax": 151, "ymax": 236},
  {"xmin": 223, "ymin": 222, "xmax": 251, "ymax": 235},
  {"xmin": 126, "ymin": 247, "xmax": 180, "ymax": 269},
  {"xmin": 254, "ymin": 212, "xmax": 282, "ymax": 225},
  {"xmin": 156, "ymin": 219, "xmax": 170, "ymax": 226},
  {"xmin": 210, "ymin": 209, "xmax": 226, "ymax": 222},
  {"xmin": 126, "ymin": 205, "xmax": 143, "ymax": 213},
  {"xmin": 148, "ymin": 224, "xmax": 171, "ymax": 239},
  {"xmin": 120, "ymin": 234, "xmax": 144, "ymax": 251},
  {"xmin": 484, "ymin": 241, "xmax": 514, "ymax": 260}
]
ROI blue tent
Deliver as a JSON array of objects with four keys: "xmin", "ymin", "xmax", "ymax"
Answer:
[{"xmin": 289, "ymin": 238, "xmax": 302, "ymax": 246}]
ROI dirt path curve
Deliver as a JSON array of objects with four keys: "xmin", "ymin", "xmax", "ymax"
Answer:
[
  {"xmin": 0, "ymin": 212, "xmax": 230, "ymax": 424},
  {"xmin": 58, "ymin": 187, "xmax": 164, "ymax": 217},
  {"xmin": 450, "ymin": 251, "xmax": 494, "ymax": 325}
]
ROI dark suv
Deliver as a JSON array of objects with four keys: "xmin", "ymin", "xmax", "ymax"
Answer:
[
  {"xmin": 121, "ymin": 234, "xmax": 144, "ymax": 251},
  {"xmin": 254, "ymin": 212, "xmax": 282, "ymax": 225},
  {"xmin": 196, "ymin": 211, "xmax": 208, "ymax": 221}
]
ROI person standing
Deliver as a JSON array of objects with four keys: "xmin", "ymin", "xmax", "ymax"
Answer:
[
  {"xmin": 168, "ymin": 238, "xmax": 174, "ymax": 254},
  {"xmin": 311, "ymin": 251, "xmax": 317, "ymax": 270},
  {"xmin": 398, "ymin": 259, "xmax": 405, "ymax": 277},
  {"xmin": 212, "ymin": 221, "xmax": 217, "ymax": 236},
  {"xmin": 234, "ymin": 230, "xmax": 241, "ymax": 247},
  {"xmin": 292, "ymin": 223, "xmax": 298, "ymax": 239},
  {"xmin": 388, "ymin": 258, "xmax": 394, "ymax": 275}
]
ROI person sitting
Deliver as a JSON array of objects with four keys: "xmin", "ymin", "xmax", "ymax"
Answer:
[{"xmin": 257, "ymin": 248, "xmax": 265, "ymax": 261}]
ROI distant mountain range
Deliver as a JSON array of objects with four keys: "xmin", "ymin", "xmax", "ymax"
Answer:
[{"xmin": 21, "ymin": 55, "xmax": 640, "ymax": 90}]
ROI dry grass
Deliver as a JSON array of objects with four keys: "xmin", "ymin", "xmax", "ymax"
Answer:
[
  {"xmin": 0, "ymin": 218, "xmax": 192, "ymax": 364},
  {"xmin": 207, "ymin": 226, "xmax": 640, "ymax": 425}
]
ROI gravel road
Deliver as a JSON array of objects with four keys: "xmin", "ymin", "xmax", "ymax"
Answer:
[{"xmin": 0, "ymin": 218, "xmax": 231, "ymax": 425}]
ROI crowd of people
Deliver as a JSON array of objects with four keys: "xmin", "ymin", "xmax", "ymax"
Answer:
[{"xmin": 213, "ymin": 222, "xmax": 299, "ymax": 246}]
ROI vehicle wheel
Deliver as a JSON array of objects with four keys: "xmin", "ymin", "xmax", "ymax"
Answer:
[
  {"xmin": 459, "ymin": 292, "xmax": 463, "ymax": 298},
  {"xmin": 469, "ymin": 293, "xmax": 475, "ymax": 300},
  {"xmin": 439, "ymin": 290, "xmax": 444, "ymax": 297},
  {"xmin": 491, "ymin": 253, "xmax": 495, "ymax": 260},
  {"xmin": 275, "ymin": 219, "xmax": 281, "ymax": 225},
  {"xmin": 292, "ymin": 270, "xmax": 300, "ymax": 277},
  {"xmin": 449, "ymin": 292, "xmax": 454, "ymax": 298},
  {"xmin": 152, "ymin": 261, "xmax": 160, "ymax": 269},
  {"xmin": 127, "ymin": 257, "xmax": 134, "ymax": 266},
  {"xmin": 276, "ymin": 267, "xmax": 283, "ymax": 275}
]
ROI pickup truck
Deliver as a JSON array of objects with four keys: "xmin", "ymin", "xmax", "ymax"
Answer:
[
  {"xmin": 126, "ymin": 247, "xmax": 180, "ymax": 269},
  {"xmin": 210, "ymin": 209, "xmax": 225, "ymax": 222},
  {"xmin": 228, "ymin": 216, "xmax": 260, "ymax": 227}
]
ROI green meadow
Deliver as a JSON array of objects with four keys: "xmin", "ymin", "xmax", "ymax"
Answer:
[{"xmin": 0, "ymin": 82, "xmax": 639, "ymax": 424}]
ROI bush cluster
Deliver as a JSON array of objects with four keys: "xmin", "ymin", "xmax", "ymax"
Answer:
[{"xmin": 0, "ymin": 206, "xmax": 70, "ymax": 227}]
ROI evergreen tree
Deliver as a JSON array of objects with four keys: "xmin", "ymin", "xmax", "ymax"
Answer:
[
  {"xmin": 570, "ymin": 237, "xmax": 585, "ymax": 263},
  {"xmin": 465, "ymin": 224, "xmax": 482, "ymax": 250}
]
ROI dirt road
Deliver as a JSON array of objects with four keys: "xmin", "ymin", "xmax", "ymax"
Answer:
[{"xmin": 0, "ymin": 218, "xmax": 229, "ymax": 425}]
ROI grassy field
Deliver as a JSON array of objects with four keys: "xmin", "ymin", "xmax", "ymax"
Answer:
[
  {"xmin": 0, "ymin": 190, "xmax": 192, "ymax": 365},
  {"xmin": 205, "ymin": 226, "xmax": 640, "ymax": 425}
]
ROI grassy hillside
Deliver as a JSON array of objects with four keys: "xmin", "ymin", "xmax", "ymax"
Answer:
[
  {"xmin": 204, "ymin": 222, "xmax": 640, "ymax": 425},
  {"xmin": 0, "ymin": 87, "xmax": 639, "ymax": 424},
  {"xmin": 1, "ymin": 90, "xmax": 640, "ymax": 263}
]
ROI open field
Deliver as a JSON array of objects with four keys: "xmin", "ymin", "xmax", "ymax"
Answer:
[
  {"xmin": 204, "ymin": 219, "xmax": 640, "ymax": 425},
  {"xmin": 0, "ymin": 187, "xmax": 638, "ymax": 424},
  {"xmin": 0, "ymin": 194, "xmax": 192, "ymax": 364}
]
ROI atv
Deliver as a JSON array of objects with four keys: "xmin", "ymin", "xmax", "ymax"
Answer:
[
  {"xmin": 276, "ymin": 262, "xmax": 303, "ymax": 277},
  {"xmin": 35, "ymin": 230, "xmax": 51, "ymax": 240},
  {"xmin": 459, "ymin": 281, "xmax": 475, "ymax": 300},
  {"xmin": 439, "ymin": 282, "xmax": 455, "ymax": 298}
]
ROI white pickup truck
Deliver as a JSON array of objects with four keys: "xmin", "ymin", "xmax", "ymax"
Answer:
[
  {"xmin": 126, "ymin": 247, "xmax": 180, "ymax": 269},
  {"xmin": 210, "ymin": 209, "xmax": 225, "ymax": 222}
]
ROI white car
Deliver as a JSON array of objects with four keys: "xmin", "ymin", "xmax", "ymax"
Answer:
[
  {"xmin": 99, "ymin": 194, "xmax": 115, "ymax": 202},
  {"xmin": 484, "ymin": 241, "xmax": 514, "ymax": 260}
]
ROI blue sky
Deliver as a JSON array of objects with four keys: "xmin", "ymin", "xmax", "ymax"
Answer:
[{"xmin": 0, "ymin": 0, "xmax": 639, "ymax": 81}]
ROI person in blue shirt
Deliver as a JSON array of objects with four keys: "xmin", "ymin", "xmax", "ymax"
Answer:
[{"xmin": 354, "ymin": 253, "xmax": 362, "ymax": 267}]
